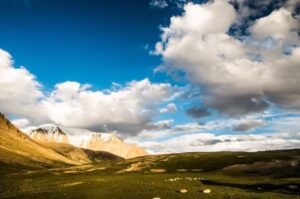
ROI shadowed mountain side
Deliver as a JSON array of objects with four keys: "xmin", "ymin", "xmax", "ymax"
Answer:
[{"xmin": 39, "ymin": 142, "xmax": 123, "ymax": 164}]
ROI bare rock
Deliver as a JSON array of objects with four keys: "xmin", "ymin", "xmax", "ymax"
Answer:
[
  {"xmin": 203, "ymin": 189, "xmax": 211, "ymax": 194},
  {"xmin": 179, "ymin": 189, "xmax": 188, "ymax": 193}
]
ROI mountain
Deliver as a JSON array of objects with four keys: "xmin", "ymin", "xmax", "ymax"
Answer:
[
  {"xmin": 40, "ymin": 142, "xmax": 123, "ymax": 164},
  {"xmin": 80, "ymin": 133, "xmax": 148, "ymax": 159},
  {"xmin": 0, "ymin": 113, "xmax": 78, "ymax": 171},
  {"xmin": 29, "ymin": 124, "xmax": 69, "ymax": 144},
  {"xmin": 27, "ymin": 124, "xmax": 148, "ymax": 159},
  {"xmin": 0, "ymin": 113, "xmax": 122, "ymax": 173}
]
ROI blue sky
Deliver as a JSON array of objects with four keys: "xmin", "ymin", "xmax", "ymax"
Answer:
[
  {"xmin": 0, "ymin": 0, "xmax": 188, "ymax": 89},
  {"xmin": 0, "ymin": 0, "xmax": 201, "ymax": 125},
  {"xmin": 0, "ymin": 0, "xmax": 300, "ymax": 153}
]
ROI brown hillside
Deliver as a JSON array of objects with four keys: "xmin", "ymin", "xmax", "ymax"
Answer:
[{"xmin": 0, "ymin": 113, "xmax": 78, "ymax": 170}]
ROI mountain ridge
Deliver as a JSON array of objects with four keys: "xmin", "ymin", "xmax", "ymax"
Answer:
[
  {"xmin": 0, "ymin": 113, "xmax": 122, "ymax": 172},
  {"xmin": 0, "ymin": 113, "xmax": 78, "ymax": 170},
  {"xmin": 26, "ymin": 124, "xmax": 148, "ymax": 159}
]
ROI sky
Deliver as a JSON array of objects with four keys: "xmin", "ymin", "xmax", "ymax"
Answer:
[{"xmin": 0, "ymin": 0, "xmax": 300, "ymax": 153}]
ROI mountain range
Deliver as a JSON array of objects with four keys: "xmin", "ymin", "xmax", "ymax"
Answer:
[
  {"xmin": 26, "ymin": 124, "xmax": 148, "ymax": 159},
  {"xmin": 0, "ymin": 113, "xmax": 79, "ymax": 171},
  {"xmin": 0, "ymin": 113, "xmax": 146, "ymax": 172}
]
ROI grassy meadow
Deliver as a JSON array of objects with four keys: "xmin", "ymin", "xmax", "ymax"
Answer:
[{"xmin": 1, "ymin": 150, "xmax": 300, "ymax": 199}]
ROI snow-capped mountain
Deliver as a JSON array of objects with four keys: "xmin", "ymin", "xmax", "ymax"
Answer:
[
  {"xmin": 79, "ymin": 132, "xmax": 122, "ymax": 148},
  {"xmin": 28, "ymin": 124, "xmax": 69, "ymax": 144},
  {"xmin": 79, "ymin": 132, "xmax": 148, "ymax": 159},
  {"xmin": 26, "ymin": 124, "xmax": 148, "ymax": 159}
]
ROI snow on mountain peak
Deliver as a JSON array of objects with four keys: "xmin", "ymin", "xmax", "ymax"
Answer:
[
  {"xmin": 26, "ymin": 124, "xmax": 148, "ymax": 158},
  {"xmin": 28, "ymin": 124, "xmax": 69, "ymax": 144}
]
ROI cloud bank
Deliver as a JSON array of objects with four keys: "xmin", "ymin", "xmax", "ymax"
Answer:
[
  {"xmin": 139, "ymin": 132, "xmax": 300, "ymax": 154},
  {"xmin": 155, "ymin": 0, "xmax": 300, "ymax": 116}
]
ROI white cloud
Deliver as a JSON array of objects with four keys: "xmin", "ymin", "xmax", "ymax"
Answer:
[
  {"xmin": 155, "ymin": 0, "xmax": 300, "ymax": 116},
  {"xmin": 128, "ymin": 110, "xmax": 300, "ymax": 153},
  {"xmin": 0, "ymin": 49, "xmax": 177, "ymax": 135},
  {"xmin": 174, "ymin": 122, "xmax": 205, "ymax": 132},
  {"xmin": 265, "ymin": 115, "xmax": 300, "ymax": 134},
  {"xmin": 11, "ymin": 118, "xmax": 31, "ymax": 129},
  {"xmin": 138, "ymin": 133, "xmax": 300, "ymax": 154},
  {"xmin": 129, "ymin": 112, "xmax": 271, "ymax": 143},
  {"xmin": 275, "ymin": 131, "xmax": 300, "ymax": 140},
  {"xmin": 0, "ymin": 49, "xmax": 46, "ymax": 122},
  {"xmin": 231, "ymin": 0, "xmax": 298, "ymax": 25},
  {"xmin": 161, "ymin": 1, "xmax": 236, "ymax": 37},
  {"xmin": 250, "ymin": 8, "xmax": 299, "ymax": 43},
  {"xmin": 41, "ymin": 79, "xmax": 173, "ymax": 134},
  {"xmin": 160, "ymin": 103, "xmax": 177, "ymax": 113}
]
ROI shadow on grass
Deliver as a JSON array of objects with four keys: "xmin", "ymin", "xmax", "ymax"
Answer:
[{"xmin": 200, "ymin": 179, "xmax": 300, "ymax": 195}]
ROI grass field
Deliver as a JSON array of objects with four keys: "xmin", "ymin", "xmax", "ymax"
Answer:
[{"xmin": 1, "ymin": 149, "xmax": 300, "ymax": 199}]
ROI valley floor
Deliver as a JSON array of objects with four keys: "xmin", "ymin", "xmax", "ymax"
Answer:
[{"xmin": 1, "ymin": 150, "xmax": 300, "ymax": 199}]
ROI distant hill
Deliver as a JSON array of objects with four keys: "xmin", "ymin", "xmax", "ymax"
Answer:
[
  {"xmin": 40, "ymin": 142, "xmax": 123, "ymax": 164},
  {"xmin": 27, "ymin": 124, "xmax": 148, "ymax": 159},
  {"xmin": 80, "ymin": 133, "xmax": 148, "ymax": 159}
]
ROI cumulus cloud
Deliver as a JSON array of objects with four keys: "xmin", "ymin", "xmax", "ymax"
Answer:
[
  {"xmin": 231, "ymin": 0, "xmax": 297, "ymax": 25},
  {"xmin": 186, "ymin": 106, "xmax": 210, "ymax": 118},
  {"xmin": 0, "ymin": 48, "xmax": 177, "ymax": 135},
  {"xmin": 233, "ymin": 120, "xmax": 266, "ymax": 131},
  {"xmin": 155, "ymin": 0, "xmax": 300, "ymax": 116},
  {"xmin": 41, "ymin": 79, "xmax": 174, "ymax": 134},
  {"xmin": 160, "ymin": 103, "xmax": 177, "ymax": 113},
  {"xmin": 250, "ymin": 8, "xmax": 299, "ymax": 43},
  {"xmin": 0, "ymin": 49, "xmax": 46, "ymax": 122}
]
